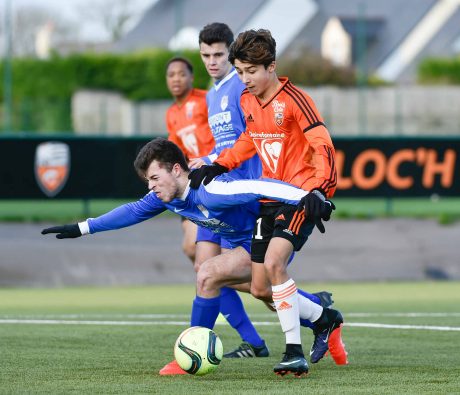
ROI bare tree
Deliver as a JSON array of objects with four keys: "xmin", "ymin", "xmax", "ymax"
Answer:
[
  {"xmin": 10, "ymin": 5, "xmax": 78, "ymax": 57},
  {"xmin": 78, "ymin": 0, "xmax": 148, "ymax": 42}
]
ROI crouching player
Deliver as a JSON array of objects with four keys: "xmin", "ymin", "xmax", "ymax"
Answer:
[
  {"xmin": 165, "ymin": 55, "xmax": 272, "ymax": 367},
  {"xmin": 42, "ymin": 138, "xmax": 346, "ymax": 376}
]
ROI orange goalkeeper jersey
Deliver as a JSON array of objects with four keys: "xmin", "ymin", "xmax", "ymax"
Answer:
[
  {"xmin": 166, "ymin": 88, "xmax": 215, "ymax": 159},
  {"xmin": 216, "ymin": 77, "xmax": 337, "ymax": 197}
]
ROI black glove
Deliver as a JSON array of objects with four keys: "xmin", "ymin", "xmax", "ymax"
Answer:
[
  {"xmin": 322, "ymin": 199, "xmax": 336, "ymax": 222},
  {"xmin": 188, "ymin": 163, "xmax": 228, "ymax": 189},
  {"xmin": 297, "ymin": 189, "xmax": 335, "ymax": 233},
  {"xmin": 41, "ymin": 224, "xmax": 82, "ymax": 239}
]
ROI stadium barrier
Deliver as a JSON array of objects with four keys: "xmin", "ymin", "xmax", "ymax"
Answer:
[{"xmin": 0, "ymin": 135, "xmax": 458, "ymax": 199}]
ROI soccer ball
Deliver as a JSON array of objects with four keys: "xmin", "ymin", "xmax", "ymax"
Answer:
[{"xmin": 174, "ymin": 326, "xmax": 223, "ymax": 376}]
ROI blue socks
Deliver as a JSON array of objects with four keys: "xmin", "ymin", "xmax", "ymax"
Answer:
[
  {"xmin": 190, "ymin": 287, "xmax": 319, "ymax": 337},
  {"xmin": 219, "ymin": 287, "xmax": 264, "ymax": 347},
  {"xmin": 190, "ymin": 295, "xmax": 220, "ymax": 328},
  {"xmin": 190, "ymin": 288, "xmax": 264, "ymax": 348}
]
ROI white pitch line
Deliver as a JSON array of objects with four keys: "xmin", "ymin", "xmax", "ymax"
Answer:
[
  {"xmin": 1, "ymin": 312, "xmax": 459, "ymax": 319},
  {"xmin": 346, "ymin": 322, "xmax": 460, "ymax": 331},
  {"xmin": 0, "ymin": 319, "xmax": 460, "ymax": 331},
  {"xmin": 0, "ymin": 319, "xmax": 190, "ymax": 326},
  {"xmin": 0, "ymin": 314, "xmax": 192, "ymax": 319},
  {"xmin": 345, "ymin": 312, "xmax": 460, "ymax": 318}
]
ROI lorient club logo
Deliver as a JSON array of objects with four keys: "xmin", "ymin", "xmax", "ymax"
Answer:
[
  {"xmin": 272, "ymin": 99, "xmax": 285, "ymax": 126},
  {"xmin": 185, "ymin": 101, "xmax": 196, "ymax": 119},
  {"xmin": 34, "ymin": 142, "xmax": 70, "ymax": 197}
]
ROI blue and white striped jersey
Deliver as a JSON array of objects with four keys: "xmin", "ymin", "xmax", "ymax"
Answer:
[
  {"xmin": 205, "ymin": 69, "xmax": 261, "ymax": 180},
  {"xmin": 87, "ymin": 176, "xmax": 307, "ymax": 247}
]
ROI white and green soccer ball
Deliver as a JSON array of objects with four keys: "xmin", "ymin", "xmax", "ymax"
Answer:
[{"xmin": 174, "ymin": 326, "xmax": 223, "ymax": 376}]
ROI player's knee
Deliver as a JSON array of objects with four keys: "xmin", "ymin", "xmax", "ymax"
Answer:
[
  {"xmin": 196, "ymin": 271, "xmax": 209, "ymax": 293},
  {"xmin": 196, "ymin": 263, "xmax": 218, "ymax": 293},
  {"xmin": 182, "ymin": 242, "xmax": 196, "ymax": 262},
  {"xmin": 264, "ymin": 262, "xmax": 278, "ymax": 279},
  {"xmin": 264, "ymin": 258, "xmax": 286, "ymax": 281},
  {"xmin": 250, "ymin": 283, "xmax": 272, "ymax": 301}
]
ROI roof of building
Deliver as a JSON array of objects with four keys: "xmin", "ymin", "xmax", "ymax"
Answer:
[{"xmin": 113, "ymin": 0, "xmax": 460, "ymax": 82}]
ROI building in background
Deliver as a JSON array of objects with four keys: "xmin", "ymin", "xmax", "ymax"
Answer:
[
  {"xmin": 2, "ymin": 0, "xmax": 460, "ymax": 135},
  {"xmin": 115, "ymin": 0, "xmax": 460, "ymax": 83}
]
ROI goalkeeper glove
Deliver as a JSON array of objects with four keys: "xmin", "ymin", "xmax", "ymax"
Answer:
[
  {"xmin": 188, "ymin": 163, "xmax": 228, "ymax": 189},
  {"xmin": 41, "ymin": 224, "xmax": 82, "ymax": 239},
  {"xmin": 297, "ymin": 189, "xmax": 336, "ymax": 233}
]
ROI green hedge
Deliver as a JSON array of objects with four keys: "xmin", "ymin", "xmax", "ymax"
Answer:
[
  {"xmin": 0, "ymin": 50, "xmax": 209, "ymax": 101},
  {"xmin": 418, "ymin": 57, "xmax": 460, "ymax": 84},
  {"xmin": 277, "ymin": 50, "xmax": 356, "ymax": 86},
  {"xmin": 0, "ymin": 50, "xmax": 209, "ymax": 132},
  {"xmin": 0, "ymin": 49, "xmax": 362, "ymax": 132}
]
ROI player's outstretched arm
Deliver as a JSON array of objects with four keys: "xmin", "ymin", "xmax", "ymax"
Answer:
[
  {"xmin": 41, "ymin": 197, "xmax": 166, "ymax": 239},
  {"xmin": 41, "ymin": 223, "xmax": 83, "ymax": 239}
]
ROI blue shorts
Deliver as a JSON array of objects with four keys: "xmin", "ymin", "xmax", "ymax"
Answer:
[{"xmin": 196, "ymin": 226, "xmax": 251, "ymax": 254}]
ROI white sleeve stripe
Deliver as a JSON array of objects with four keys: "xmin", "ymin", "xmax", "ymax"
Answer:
[
  {"xmin": 204, "ymin": 179, "xmax": 307, "ymax": 201},
  {"xmin": 78, "ymin": 221, "xmax": 90, "ymax": 235}
]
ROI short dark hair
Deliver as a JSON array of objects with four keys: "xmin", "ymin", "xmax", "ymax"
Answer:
[
  {"xmin": 199, "ymin": 22, "xmax": 233, "ymax": 47},
  {"xmin": 166, "ymin": 56, "xmax": 193, "ymax": 74},
  {"xmin": 134, "ymin": 138, "xmax": 189, "ymax": 179},
  {"xmin": 229, "ymin": 29, "xmax": 276, "ymax": 68}
]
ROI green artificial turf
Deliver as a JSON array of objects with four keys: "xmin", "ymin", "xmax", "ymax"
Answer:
[
  {"xmin": 1, "ymin": 197, "xmax": 460, "ymax": 224},
  {"xmin": 1, "ymin": 282, "xmax": 459, "ymax": 394}
]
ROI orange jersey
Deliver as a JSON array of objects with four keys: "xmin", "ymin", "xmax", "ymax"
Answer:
[
  {"xmin": 216, "ymin": 78, "xmax": 337, "ymax": 197},
  {"xmin": 166, "ymin": 88, "xmax": 215, "ymax": 159}
]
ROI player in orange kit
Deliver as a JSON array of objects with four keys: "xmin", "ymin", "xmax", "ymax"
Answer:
[
  {"xmin": 165, "ymin": 57, "xmax": 214, "ymax": 263},
  {"xmin": 189, "ymin": 29, "xmax": 347, "ymax": 376}
]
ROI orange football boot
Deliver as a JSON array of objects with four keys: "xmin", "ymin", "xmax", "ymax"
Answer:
[
  {"xmin": 159, "ymin": 360, "xmax": 187, "ymax": 375},
  {"xmin": 328, "ymin": 324, "xmax": 348, "ymax": 365}
]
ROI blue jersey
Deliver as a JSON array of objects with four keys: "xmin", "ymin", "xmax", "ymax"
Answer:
[
  {"xmin": 86, "ymin": 177, "xmax": 306, "ymax": 248},
  {"xmin": 205, "ymin": 69, "xmax": 261, "ymax": 180}
]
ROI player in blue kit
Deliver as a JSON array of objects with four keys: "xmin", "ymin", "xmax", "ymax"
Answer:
[
  {"xmin": 42, "ymin": 138, "xmax": 337, "ymax": 375},
  {"xmin": 189, "ymin": 23, "xmax": 260, "ymax": 180},
  {"xmin": 188, "ymin": 22, "xmax": 267, "ymax": 361}
]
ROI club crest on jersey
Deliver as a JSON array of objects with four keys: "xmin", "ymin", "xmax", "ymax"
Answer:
[
  {"xmin": 253, "ymin": 137, "xmax": 283, "ymax": 173},
  {"xmin": 272, "ymin": 99, "xmax": 285, "ymax": 126},
  {"xmin": 185, "ymin": 101, "xmax": 196, "ymax": 119},
  {"xmin": 34, "ymin": 142, "xmax": 70, "ymax": 197},
  {"xmin": 220, "ymin": 95, "xmax": 228, "ymax": 111}
]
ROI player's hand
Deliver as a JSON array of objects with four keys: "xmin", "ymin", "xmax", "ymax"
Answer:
[
  {"xmin": 41, "ymin": 224, "xmax": 82, "ymax": 239},
  {"xmin": 188, "ymin": 163, "xmax": 228, "ymax": 189},
  {"xmin": 297, "ymin": 189, "xmax": 335, "ymax": 233},
  {"xmin": 322, "ymin": 199, "xmax": 336, "ymax": 222},
  {"xmin": 188, "ymin": 157, "xmax": 207, "ymax": 170}
]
